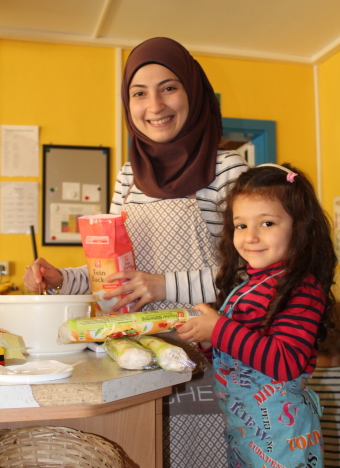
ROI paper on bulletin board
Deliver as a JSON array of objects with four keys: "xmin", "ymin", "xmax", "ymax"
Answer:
[
  {"xmin": 49, "ymin": 203, "xmax": 101, "ymax": 243},
  {"xmin": 0, "ymin": 182, "xmax": 38, "ymax": 234},
  {"xmin": 1, "ymin": 125, "xmax": 39, "ymax": 177},
  {"xmin": 334, "ymin": 196, "xmax": 340, "ymax": 258},
  {"xmin": 62, "ymin": 182, "xmax": 80, "ymax": 201},
  {"xmin": 82, "ymin": 184, "xmax": 101, "ymax": 202}
]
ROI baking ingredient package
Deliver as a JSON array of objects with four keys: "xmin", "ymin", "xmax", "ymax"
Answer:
[
  {"xmin": 78, "ymin": 213, "xmax": 135, "ymax": 314},
  {"xmin": 58, "ymin": 308, "xmax": 201, "ymax": 344}
]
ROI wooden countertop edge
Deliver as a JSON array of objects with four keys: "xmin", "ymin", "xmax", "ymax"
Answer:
[{"xmin": 0, "ymin": 386, "xmax": 172, "ymax": 423}]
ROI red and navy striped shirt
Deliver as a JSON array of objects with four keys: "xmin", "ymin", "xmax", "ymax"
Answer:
[{"xmin": 203, "ymin": 262, "xmax": 326, "ymax": 381}]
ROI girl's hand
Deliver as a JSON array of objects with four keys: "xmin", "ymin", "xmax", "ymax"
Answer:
[
  {"xmin": 177, "ymin": 303, "xmax": 220, "ymax": 343},
  {"xmin": 23, "ymin": 258, "xmax": 63, "ymax": 293},
  {"xmin": 104, "ymin": 270, "xmax": 166, "ymax": 313}
]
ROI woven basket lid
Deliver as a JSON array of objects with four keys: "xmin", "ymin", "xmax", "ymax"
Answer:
[{"xmin": 0, "ymin": 426, "xmax": 131, "ymax": 468}]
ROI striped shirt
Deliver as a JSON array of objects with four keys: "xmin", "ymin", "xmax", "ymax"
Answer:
[
  {"xmin": 204, "ymin": 262, "xmax": 326, "ymax": 381},
  {"xmin": 110, "ymin": 149, "xmax": 248, "ymax": 242},
  {"xmin": 56, "ymin": 150, "xmax": 248, "ymax": 303},
  {"xmin": 110, "ymin": 150, "xmax": 248, "ymax": 306}
]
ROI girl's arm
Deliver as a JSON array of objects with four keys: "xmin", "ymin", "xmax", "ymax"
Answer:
[
  {"xmin": 177, "ymin": 303, "xmax": 220, "ymax": 342},
  {"xmin": 196, "ymin": 343, "xmax": 213, "ymax": 363},
  {"xmin": 212, "ymin": 278, "xmax": 325, "ymax": 381}
]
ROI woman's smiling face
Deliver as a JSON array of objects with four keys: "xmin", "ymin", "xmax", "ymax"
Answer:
[{"xmin": 129, "ymin": 63, "xmax": 189, "ymax": 143}]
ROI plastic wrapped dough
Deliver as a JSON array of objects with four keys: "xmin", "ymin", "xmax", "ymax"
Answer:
[
  {"xmin": 137, "ymin": 336, "xmax": 196, "ymax": 373},
  {"xmin": 103, "ymin": 337, "xmax": 158, "ymax": 370},
  {"xmin": 58, "ymin": 308, "xmax": 201, "ymax": 344}
]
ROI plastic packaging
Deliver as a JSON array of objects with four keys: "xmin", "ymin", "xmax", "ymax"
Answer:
[
  {"xmin": 103, "ymin": 337, "xmax": 158, "ymax": 370},
  {"xmin": 78, "ymin": 214, "xmax": 135, "ymax": 314},
  {"xmin": 137, "ymin": 335, "xmax": 196, "ymax": 373},
  {"xmin": 0, "ymin": 328, "xmax": 27, "ymax": 360},
  {"xmin": 58, "ymin": 308, "xmax": 201, "ymax": 344}
]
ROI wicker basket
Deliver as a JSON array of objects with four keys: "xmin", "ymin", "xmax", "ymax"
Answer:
[{"xmin": 0, "ymin": 426, "xmax": 131, "ymax": 468}]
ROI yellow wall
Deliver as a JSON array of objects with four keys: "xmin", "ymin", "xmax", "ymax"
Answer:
[
  {"xmin": 195, "ymin": 55, "xmax": 317, "ymax": 180},
  {"xmin": 318, "ymin": 50, "xmax": 340, "ymax": 296},
  {"xmin": 0, "ymin": 40, "xmax": 116, "ymax": 289},
  {"xmin": 0, "ymin": 39, "xmax": 317, "ymax": 291},
  {"xmin": 318, "ymin": 51, "xmax": 340, "ymax": 221}
]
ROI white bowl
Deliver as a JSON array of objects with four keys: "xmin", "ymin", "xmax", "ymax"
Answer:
[{"xmin": 0, "ymin": 295, "xmax": 94, "ymax": 355}]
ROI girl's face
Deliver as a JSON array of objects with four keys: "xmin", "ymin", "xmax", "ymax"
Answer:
[
  {"xmin": 232, "ymin": 195, "xmax": 293, "ymax": 269},
  {"xmin": 129, "ymin": 63, "xmax": 189, "ymax": 143}
]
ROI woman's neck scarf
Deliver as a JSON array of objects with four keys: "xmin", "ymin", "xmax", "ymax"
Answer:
[{"xmin": 121, "ymin": 37, "xmax": 222, "ymax": 199}]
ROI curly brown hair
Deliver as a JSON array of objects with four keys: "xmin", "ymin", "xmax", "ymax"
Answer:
[{"xmin": 214, "ymin": 163, "xmax": 338, "ymax": 347}]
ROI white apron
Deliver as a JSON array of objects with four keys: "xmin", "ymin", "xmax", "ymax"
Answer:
[
  {"xmin": 123, "ymin": 192, "xmax": 217, "ymax": 310},
  {"xmin": 122, "ymin": 186, "xmax": 228, "ymax": 468}
]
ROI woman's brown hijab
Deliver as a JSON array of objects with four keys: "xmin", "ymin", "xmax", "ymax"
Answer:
[{"xmin": 121, "ymin": 37, "xmax": 222, "ymax": 199}]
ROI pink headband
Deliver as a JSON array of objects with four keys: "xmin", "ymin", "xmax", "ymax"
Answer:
[{"xmin": 257, "ymin": 163, "xmax": 298, "ymax": 183}]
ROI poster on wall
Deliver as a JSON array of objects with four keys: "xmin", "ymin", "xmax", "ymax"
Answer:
[
  {"xmin": 0, "ymin": 182, "xmax": 38, "ymax": 234},
  {"xmin": 1, "ymin": 125, "xmax": 39, "ymax": 177}
]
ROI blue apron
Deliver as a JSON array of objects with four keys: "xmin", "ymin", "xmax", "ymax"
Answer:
[{"xmin": 212, "ymin": 273, "xmax": 324, "ymax": 468}]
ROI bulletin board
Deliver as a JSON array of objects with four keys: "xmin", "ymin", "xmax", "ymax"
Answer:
[{"xmin": 42, "ymin": 145, "xmax": 110, "ymax": 246}]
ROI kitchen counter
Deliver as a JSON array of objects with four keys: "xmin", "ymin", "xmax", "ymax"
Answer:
[{"xmin": 0, "ymin": 349, "xmax": 192, "ymax": 467}]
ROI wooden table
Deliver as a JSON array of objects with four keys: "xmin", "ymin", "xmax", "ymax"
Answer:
[{"xmin": 0, "ymin": 350, "xmax": 192, "ymax": 467}]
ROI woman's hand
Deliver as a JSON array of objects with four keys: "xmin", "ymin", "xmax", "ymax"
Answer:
[
  {"xmin": 23, "ymin": 257, "xmax": 63, "ymax": 293},
  {"xmin": 104, "ymin": 270, "xmax": 166, "ymax": 313},
  {"xmin": 177, "ymin": 303, "xmax": 220, "ymax": 343}
]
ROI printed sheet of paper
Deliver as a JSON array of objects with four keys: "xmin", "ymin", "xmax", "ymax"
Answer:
[
  {"xmin": 82, "ymin": 184, "xmax": 101, "ymax": 202},
  {"xmin": 0, "ymin": 182, "xmax": 38, "ymax": 234},
  {"xmin": 1, "ymin": 125, "xmax": 39, "ymax": 176}
]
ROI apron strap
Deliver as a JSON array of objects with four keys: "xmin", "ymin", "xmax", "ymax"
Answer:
[
  {"xmin": 220, "ymin": 270, "xmax": 285, "ymax": 313},
  {"xmin": 220, "ymin": 280, "xmax": 247, "ymax": 312}
]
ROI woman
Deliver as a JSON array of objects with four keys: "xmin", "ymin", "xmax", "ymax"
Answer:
[{"xmin": 24, "ymin": 37, "xmax": 248, "ymax": 467}]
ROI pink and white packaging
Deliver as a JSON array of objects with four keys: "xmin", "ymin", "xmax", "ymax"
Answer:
[{"xmin": 78, "ymin": 213, "xmax": 135, "ymax": 314}]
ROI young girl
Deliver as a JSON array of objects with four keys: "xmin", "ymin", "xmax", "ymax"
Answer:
[{"xmin": 178, "ymin": 163, "xmax": 338, "ymax": 468}]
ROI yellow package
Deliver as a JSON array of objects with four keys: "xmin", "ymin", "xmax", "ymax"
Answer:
[{"xmin": 58, "ymin": 308, "xmax": 201, "ymax": 344}]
